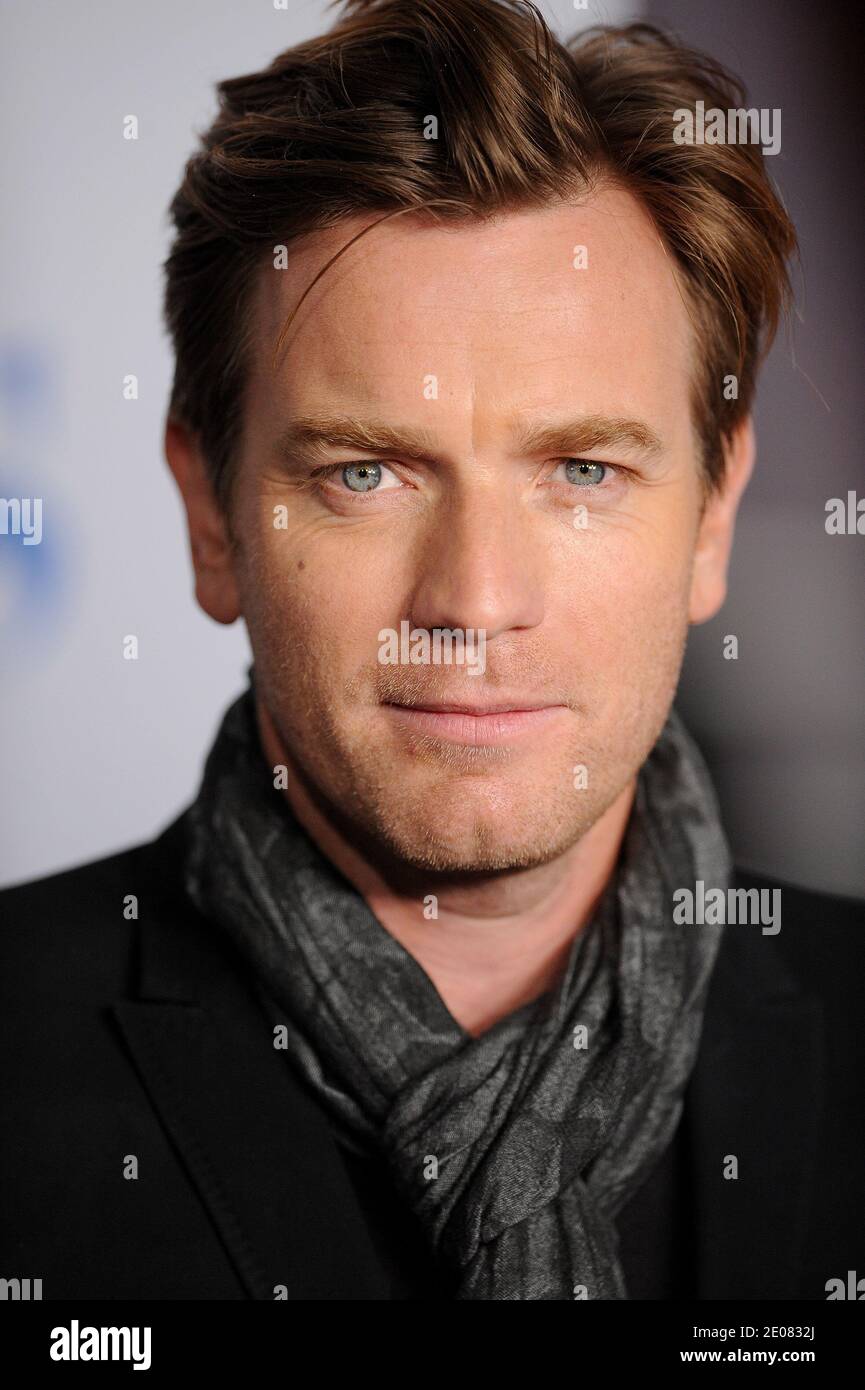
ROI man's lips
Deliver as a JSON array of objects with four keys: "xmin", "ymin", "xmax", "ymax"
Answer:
[{"xmin": 382, "ymin": 699, "xmax": 568, "ymax": 745}]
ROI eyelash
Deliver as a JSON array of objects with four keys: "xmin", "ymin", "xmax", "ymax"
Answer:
[{"xmin": 310, "ymin": 458, "xmax": 623, "ymax": 495}]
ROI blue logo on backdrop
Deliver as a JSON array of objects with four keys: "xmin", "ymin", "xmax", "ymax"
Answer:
[{"xmin": 0, "ymin": 337, "xmax": 73, "ymax": 666}]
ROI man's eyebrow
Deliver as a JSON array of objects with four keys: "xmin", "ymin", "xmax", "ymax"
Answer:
[
  {"xmin": 273, "ymin": 416, "xmax": 442, "ymax": 466},
  {"xmin": 272, "ymin": 412, "xmax": 664, "ymax": 467},
  {"xmin": 513, "ymin": 415, "xmax": 664, "ymax": 458}
]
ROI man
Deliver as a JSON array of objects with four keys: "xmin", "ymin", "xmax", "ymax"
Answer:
[{"xmin": 1, "ymin": 0, "xmax": 862, "ymax": 1302}]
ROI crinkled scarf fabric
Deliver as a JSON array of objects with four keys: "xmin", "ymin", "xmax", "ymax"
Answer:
[{"xmin": 184, "ymin": 680, "xmax": 730, "ymax": 1300}]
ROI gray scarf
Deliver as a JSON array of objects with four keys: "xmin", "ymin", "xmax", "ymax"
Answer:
[{"xmin": 184, "ymin": 676, "xmax": 730, "ymax": 1300}]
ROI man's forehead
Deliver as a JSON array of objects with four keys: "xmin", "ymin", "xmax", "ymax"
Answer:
[
  {"xmin": 253, "ymin": 189, "xmax": 687, "ymax": 346},
  {"xmin": 244, "ymin": 188, "xmax": 694, "ymax": 440}
]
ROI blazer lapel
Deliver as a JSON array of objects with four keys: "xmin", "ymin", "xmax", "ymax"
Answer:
[
  {"xmin": 111, "ymin": 814, "xmax": 392, "ymax": 1300},
  {"xmin": 686, "ymin": 896, "xmax": 825, "ymax": 1299}
]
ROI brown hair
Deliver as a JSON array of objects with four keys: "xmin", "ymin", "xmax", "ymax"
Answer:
[{"xmin": 162, "ymin": 0, "xmax": 797, "ymax": 513}]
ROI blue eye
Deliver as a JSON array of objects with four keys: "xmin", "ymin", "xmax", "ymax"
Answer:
[
  {"xmin": 562, "ymin": 459, "xmax": 607, "ymax": 486},
  {"xmin": 342, "ymin": 462, "xmax": 382, "ymax": 492},
  {"xmin": 337, "ymin": 461, "xmax": 403, "ymax": 493}
]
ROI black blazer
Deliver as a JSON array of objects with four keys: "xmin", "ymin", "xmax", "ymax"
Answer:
[{"xmin": 1, "ymin": 809, "xmax": 863, "ymax": 1300}]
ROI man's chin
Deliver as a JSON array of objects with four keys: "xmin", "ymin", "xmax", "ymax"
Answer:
[{"xmin": 369, "ymin": 801, "xmax": 587, "ymax": 877}]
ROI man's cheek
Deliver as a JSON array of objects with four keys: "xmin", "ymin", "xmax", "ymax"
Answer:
[
  {"xmin": 589, "ymin": 573, "xmax": 686, "ymax": 701},
  {"xmin": 249, "ymin": 539, "xmax": 319, "ymax": 624}
]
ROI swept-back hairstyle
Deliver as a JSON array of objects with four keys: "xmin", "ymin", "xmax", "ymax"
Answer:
[{"xmin": 163, "ymin": 0, "xmax": 796, "ymax": 512}]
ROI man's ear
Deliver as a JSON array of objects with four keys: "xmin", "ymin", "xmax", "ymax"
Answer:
[
  {"xmin": 164, "ymin": 417, "xmax": 241, "ymax": 625},
  {"xmin": 688, "ymin": 415, "xmax": 755, "ymax": 625}
]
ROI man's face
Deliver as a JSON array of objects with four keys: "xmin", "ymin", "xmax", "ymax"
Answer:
[{"xmin": 217, "ymin": 188, "xmax": 721, "ymax": 873}]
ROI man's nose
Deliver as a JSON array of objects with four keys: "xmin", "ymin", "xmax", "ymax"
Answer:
[{"xmin": 406, "ymin": 481, "xmax": 545, "ymax": 640}]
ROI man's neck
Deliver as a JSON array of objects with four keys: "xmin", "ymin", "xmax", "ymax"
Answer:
[{"xmin": 256, "ymin": 698, "xmax": 636, "ymax": 1038}]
